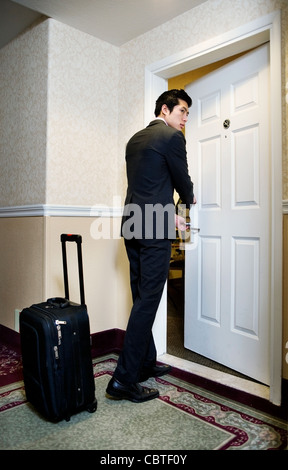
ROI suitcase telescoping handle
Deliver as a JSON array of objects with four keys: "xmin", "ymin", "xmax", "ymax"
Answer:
[{"xmin": 61, "ymin": 234, "xmax": 85, "ymax": 305}]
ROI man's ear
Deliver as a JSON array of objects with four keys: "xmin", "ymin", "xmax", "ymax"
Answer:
[{"xmin": 161, "ymin": 104, "xmax": 169, "ymax": 116}]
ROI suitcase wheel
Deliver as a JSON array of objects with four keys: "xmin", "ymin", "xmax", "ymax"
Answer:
[{"xmin": 87, "ymin": 398, "xmax": 97, "ymax": 413}]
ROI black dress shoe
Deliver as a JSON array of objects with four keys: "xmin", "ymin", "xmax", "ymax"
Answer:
[
  {"xmin": 106, "ymin": 377, "xmax": 159, "ymax": 403},
  {"xmin": 140, "ymin": 364, "xmax": 172, "ymax": 382}
]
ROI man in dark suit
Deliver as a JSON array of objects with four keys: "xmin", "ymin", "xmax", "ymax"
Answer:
[{"xmin": 106, "ymin": 89, "xmax": 196, "ymax": 402}]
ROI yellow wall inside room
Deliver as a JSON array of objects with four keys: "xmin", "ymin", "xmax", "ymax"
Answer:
[{"xmin": 169, "ymin": 52, "xmax": 249, "ymax": 90}]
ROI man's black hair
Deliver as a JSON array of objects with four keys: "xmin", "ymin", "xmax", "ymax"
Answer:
[{"xmin": 154, "ymin": 89, "xmax": 192, "ymax": 117}]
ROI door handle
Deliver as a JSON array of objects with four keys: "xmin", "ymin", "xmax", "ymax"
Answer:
[
  {"xmin": 180, "ymin": 205, "xmax": 199, "ymax": 250},
  {"xmin": 189, "ymin": 204, "xmax": 200, "ymax": 249}
]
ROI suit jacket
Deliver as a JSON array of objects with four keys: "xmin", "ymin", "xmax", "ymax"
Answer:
[{"xmin": 121, "ymin": 119, "xmax": 194, "ymax": 240}]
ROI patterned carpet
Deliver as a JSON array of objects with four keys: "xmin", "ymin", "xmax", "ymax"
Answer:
[{"xmin": 1, "ymin": 350, "xmax": 287, "ymax": 451}]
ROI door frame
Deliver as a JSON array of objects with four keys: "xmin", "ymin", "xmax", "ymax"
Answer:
[{"xmin": 147, "ymin": 11, "xmax": 282, "ymax": 405}]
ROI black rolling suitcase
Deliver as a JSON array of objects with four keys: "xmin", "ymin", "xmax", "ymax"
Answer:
[{"xmin": 20, "ymin": 234, "xmax": 97, "ymax": 422}]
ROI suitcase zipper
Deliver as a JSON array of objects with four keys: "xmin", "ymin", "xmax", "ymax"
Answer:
[
  {"xmin": 55, "ymin": 320, "xmax": 67, "ymax": 346},
  {"xmin": 54, "ymin": 345, "xmax": 59, "ymax": 359}
]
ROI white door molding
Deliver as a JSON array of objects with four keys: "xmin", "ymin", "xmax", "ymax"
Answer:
[{"xmin": 148, "ymin": 11, "xmax": 282, "ymax": 405}]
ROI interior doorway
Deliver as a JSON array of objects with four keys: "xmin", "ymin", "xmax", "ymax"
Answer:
[
  {"xmin": 166, "ymin": 51, "xmax": 257, "ymax": 380},
  {"xmin": 149, "ymin": 11, "xmax": 282, "ymax": 405}
]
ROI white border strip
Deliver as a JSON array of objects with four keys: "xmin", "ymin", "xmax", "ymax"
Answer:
[{"xmin": 0, "ymin": 204, "xmax": 123, "ymax": 218}]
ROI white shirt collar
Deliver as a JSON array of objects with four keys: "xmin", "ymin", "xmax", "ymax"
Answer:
[{"xmin": 155, "ymin": 117, "xmax": 168, "ymax": 126}]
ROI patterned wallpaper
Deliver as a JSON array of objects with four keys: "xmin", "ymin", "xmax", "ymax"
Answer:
[
  {"xmin": 46, "ymin": 20, "xmax": 119, "ymax": 207},
  {"xmin": 0, "ymin": 20, "xmax": 49, "ymax": 206},
  {"xmin": 0, "ymin": 0, "xmax": 287, "ymax": 207},
  {"xmin": 0, "ymin": 18, "xmax": 120, "ymax": 208}
]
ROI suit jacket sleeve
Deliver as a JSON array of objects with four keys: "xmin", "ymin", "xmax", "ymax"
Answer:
[{"xmin": 165, "ymin": 130, "xmax": 194, "ymax": 207}]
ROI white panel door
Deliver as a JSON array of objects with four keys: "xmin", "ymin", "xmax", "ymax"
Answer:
[{"xmin": 185, "ymin": 44, "xmax": 270, "ymax": 384}]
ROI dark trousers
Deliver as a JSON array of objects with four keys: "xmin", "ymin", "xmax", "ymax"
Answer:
[{"xmin": 114, "ymin": 237, "xmax": 172, "ymax": 384}]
